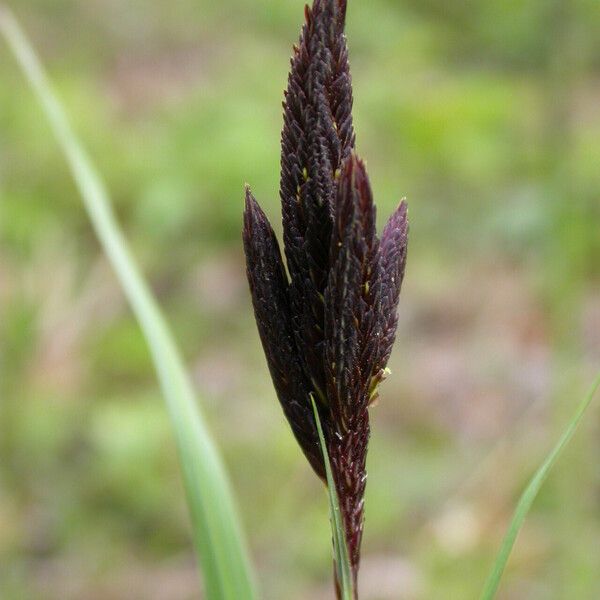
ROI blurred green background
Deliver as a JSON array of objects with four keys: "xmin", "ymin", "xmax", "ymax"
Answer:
[{"xmin": 1, "ymin": 1, "xmax": 599, "ymax": 598}]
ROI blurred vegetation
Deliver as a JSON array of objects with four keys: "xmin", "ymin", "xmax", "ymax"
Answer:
[{"xmin": 1, "ymin": 0, "xmax": 599, "ymax": 598}]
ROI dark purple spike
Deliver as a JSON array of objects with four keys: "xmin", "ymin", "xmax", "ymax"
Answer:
[
  {"xmin": 243, "ymin": 188, "xmax": 325, "ymax": 478},
  {"xmin": 326, "ymin": 155, "xmax": 380, "ymax": 421},
  {"xmin": 324, "ymin": 154, "xmax": 379, "ymax": 580},
  {"xmin": 375, "ymin": 201, "xmax": 409, "ymax": 377},
  {"xmin": 280, "ymin": 0, "xmax": 355, "ymax": 406}
]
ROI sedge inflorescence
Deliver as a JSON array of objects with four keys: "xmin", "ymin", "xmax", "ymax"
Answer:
[{"xmin": 243, "ymin": 0, "xmax": 408, "ymax": 592}]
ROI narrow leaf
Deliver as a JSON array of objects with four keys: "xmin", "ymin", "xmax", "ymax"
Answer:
[
  {"xmin": 311, "ymin": 395, "xmax": 354, "ymax": 600},
  {"xmin": 480, "ymin": 372, "xmax": 600, "ymax": 600},
  {"xmin": 0, "ymin": 7, "xmax": 257, "ymax": 599}
]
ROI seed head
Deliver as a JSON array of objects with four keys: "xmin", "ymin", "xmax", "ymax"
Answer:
[{"xmin": 243, "ymin": 0, "xmax": 408, "ymax": 592}]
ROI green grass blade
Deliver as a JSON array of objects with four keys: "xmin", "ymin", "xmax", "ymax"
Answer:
[
  {"xmin": 311, "ymin": 396, "xmax": 354, "ymax": 600},
  {"xmin": 480, "ymin": 372, "xmax": 600, "ymax": 600},
  {"xmin": 0, "ymin": 7, "xmax": 257, "ymax": 599}
]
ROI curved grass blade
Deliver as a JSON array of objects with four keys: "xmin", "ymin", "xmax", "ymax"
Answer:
[
  {"xmin": 311, "ymin": 395, "xmax": 354, "ymax": 600},
  {"xmin": 480, "ymin": 372, "xmax": 600, "ymax": 600},
  {"xmin": 0, "ymin": 7, "xmax": 257, "ymax": 599}
]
